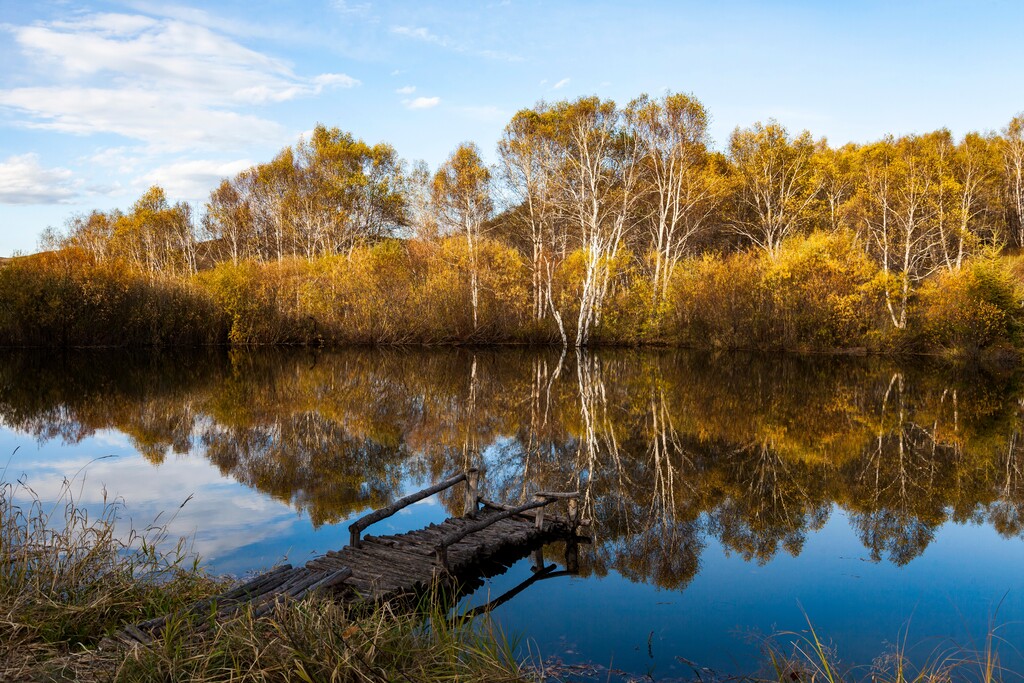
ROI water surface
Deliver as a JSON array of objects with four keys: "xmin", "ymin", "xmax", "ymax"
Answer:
[{"xmin": 3, "ymin": 348, "xmax": 1024, "ymax": 676}]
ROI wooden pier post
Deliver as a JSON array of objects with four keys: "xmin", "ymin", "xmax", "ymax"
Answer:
[
  {"xmin": 465, "ymin": 468, "xmax": 480, "ymax": 519},
  {"xmin": 533, "ymin": 493, "xmax": 546, "ymax": 530},
  {"xmin": 564, "ymin": 536, "xmax": 579, "ymax": 574}
]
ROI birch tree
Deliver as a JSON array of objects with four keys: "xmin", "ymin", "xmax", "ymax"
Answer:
[
  {"xmin": 499, "ymin": 107, "xmax": 567, "ymax": 334},
  {"xmin": 728, "ymin": 120, "xmax": 821, "ymax": 258},
  {"xmin": 549, "ymin": 97, "xmax": 643, "ymax": 347},
  {"xmin": 625, "ymin": 92, "xmax": 725, "ymax": 305},
  {"xmin": 853, "ymin": 136, "xmax": 939, "ymax": 329},
  {"xmin": 1001, "ymin": 115, "xmax": 1024, "ymax": 248},
  {"xmin": 204, "ymin": 177, "xmax": 255, "ymax": 265},
  {"xmin": 432, "ymin": 143, "xmax": 493, "ymax": 331}
]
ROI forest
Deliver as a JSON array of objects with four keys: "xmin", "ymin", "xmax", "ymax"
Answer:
[{"xmin": 4, "ymin": 92, "xmax": 1024, "ymax": 355}]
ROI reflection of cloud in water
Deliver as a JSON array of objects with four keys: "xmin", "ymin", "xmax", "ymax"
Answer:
[
  {"xmin": 90, "ymin": 429, "xmax": 135, "ymax": 450},
  {"xmin": 7, "ymin": 441, "xmax": 305, "ymax": 570}
]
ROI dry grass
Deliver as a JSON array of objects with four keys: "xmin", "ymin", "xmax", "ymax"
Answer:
[{"xmin": 0, "ymin": 462, "xmax": 530, "ymax": 682}]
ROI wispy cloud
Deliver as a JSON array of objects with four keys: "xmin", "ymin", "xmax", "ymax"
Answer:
[
  {"xmin": 552, "ymin": 77, "xmax": 570, "ymax": 90},
  {"xmin": 331, "ymin": 0, "xmax": 373, "ymax": 16},
  {"xmin": 0, "ymin": 13, "xmax": 359, "ymax": 152},
  {"xmin": 0, "ymin": 154, "xmax": 78, "ymax": 204},
  {"xmin": 391, "ymin": 25, "xmax": 447, "ymax": 47},
  {"xmin": 390, "ymin": 24, "xmax": 521, "ymax": 62},
  {"xmin": 404, "ymin": 96, "xmax": 440, "ymax": 110},
  {"xmin": 395, "ymin": 85, "xmax": 416, "ymax": 95}
]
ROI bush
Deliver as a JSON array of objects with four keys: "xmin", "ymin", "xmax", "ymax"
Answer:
[
  {"xmin": 0, "ymin": 252, "xmax": 225, "ymax": 347},
  {"xmin": 915, "ymin": 258, "xmax": 1024, "ymax": 357}
]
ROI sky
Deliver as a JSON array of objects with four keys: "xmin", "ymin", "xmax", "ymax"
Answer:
[{"xmin": 0, "ymin": 0, "xmax": 1022, "ymax": 256}]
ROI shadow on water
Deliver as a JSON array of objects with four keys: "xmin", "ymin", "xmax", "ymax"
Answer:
[{"xmin": 3, "ymin": 347, "xmax": 1024, "ymax": 674}]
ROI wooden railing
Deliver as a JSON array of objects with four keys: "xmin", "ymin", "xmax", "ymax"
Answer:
[
  {"xmin": 348, "ymin": 468, "xmax": 480, "ymax": 548},
  {"xmin": 348, "ymin": 468, "xmax": 581, "ymax": 571}
]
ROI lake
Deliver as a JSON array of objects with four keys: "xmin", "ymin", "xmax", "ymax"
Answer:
[{"xmin": 2, "ymin": 348, "xmax": 1023, "ymax": 677}]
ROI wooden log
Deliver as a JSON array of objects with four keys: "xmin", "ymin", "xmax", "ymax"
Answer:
[
  {"xmin": 534, "ymin": 491, "xmax": 580, "ymax": 499},
  {"xmin": 296, "ymin": 567, "xmax": 353, "ymax": 598},
  {"xmin": 218, "ymin": 564, "xmax": 294, "ymax": 602},
  {"xmin": 348, "ymin": 472, "xmax": 468, "ymax": 548},
  {"xmin": 479, "ymin": 498, "xmax": 589, "ymax": 527}
]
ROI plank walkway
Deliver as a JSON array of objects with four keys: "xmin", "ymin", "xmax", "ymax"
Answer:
[{"xmin": 103, "ymin": 471, "xmax": 586, "ymax": 649}]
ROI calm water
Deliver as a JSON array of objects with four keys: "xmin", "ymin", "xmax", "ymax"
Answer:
[{"xmin": 3, "ymin": 348, "xmax": 1024, "ymax": 676}]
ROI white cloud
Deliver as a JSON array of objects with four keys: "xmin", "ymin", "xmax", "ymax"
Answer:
[
  {"xmin": 0, "ymin": 154, "xmax": 78, "ymax": 205},
  {"xmin": 404, "ymin": 96, "xmax": 440, "ymax": 110},
  {"xmin": 552, "ymin": 77, "xmax": 570, "ymax": 90},
  {"xmin": 0, "ymin": 13, "xmax": 359, "ymax": 152},
  {"xmin": 1, "ymin": 87, "xmax": 285, "ymax": 152},
  {"xmin": 391, "ymin": 25, "xmax": 447, "ymax": 47},
  {"xmin": 141, "ymin": 158, "xmax": 254, "ymax": 201},
  {"xmin": 86, "ymin": 146, "xmax": 141, "ymax": 175},
  {"xmin": 332, "ymin": 0, "xmax": 373, "ymax": 16},
  {"xmin": 395, "ymin": 85, "xmax": 416, "ymax": 95}
]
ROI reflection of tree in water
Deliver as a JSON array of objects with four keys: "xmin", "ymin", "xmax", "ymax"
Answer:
[
  {"xmin": 3, "ymin": 348, "xmax": 1024, "ymax": 590},
  {"xmin": 711, "ymin": 438, "xmax": 830, "ymax": 564},
  {"xmin": 990, "ymin": 430, "xmax": 1024, "ymax": 536},
  {"xmin": 202, "ymin": 414, "xmax": 405, "ymax": 527}
]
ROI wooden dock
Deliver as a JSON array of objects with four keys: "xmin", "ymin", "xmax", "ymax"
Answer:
[{"xmin": 104, "ymin": 470, "xmax": 586, "ymax": 648}]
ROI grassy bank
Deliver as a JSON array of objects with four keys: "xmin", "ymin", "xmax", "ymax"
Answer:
[
  {"xmin": 3, "ymin": 232, "xmax": 1023, "ymax": 357},
  {"xmin": 0, "ymin": 475, "xmax": 527, "ymax": 682}
]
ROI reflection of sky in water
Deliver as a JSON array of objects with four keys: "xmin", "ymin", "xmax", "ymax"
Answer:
[
  {"xmin": 1, "ymin": 428, "xmax": 450, "ymax": 577},
  {"xmin": 4, "ymin": 408, "xmax": 1024, "ymax": 675},
  {"xmin": 472, "ymin": 517, "xmax": 1024, "ymax": 675}
]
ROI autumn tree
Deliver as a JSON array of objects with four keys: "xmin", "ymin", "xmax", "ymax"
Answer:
[
  {"xmin": 204, "ymin": 124, "xmax": 408, "ymax": 262},
  {"xmin": 432, "ymin": 143, "xmax": 493, "ymax": 331},
  {"xmin": 625, "ymin": 92, "xmax": 725, "ymax": 305},
  {"xmin": 852, "ymin": 136, "xmax": 939, "ymax": 329},
  {"xmin": 499, "ymin": 105, "xmax": 568, "ymax": 331},
  {"xmin": 203, "ymin": 177, "xmax": 254, "ymax": 265},
  {"xmin": 942, "ymin": 131, "xmax": 1000, "ymax": 269},
  {"xmin": 549, "ymin": 97, "xmax": 642, "ymax": 347},
  {"xmin": 812, "ymin": 141, "xmax": 858, "ymax": 233},
  {"xmin": 58, "ymin": 210, "xmax": 117, "ymax": 262},
  {"xmin": 1001, "ymin": 114, "xmax": 1024, "ymax": 248},
  {"xmin": 728, "ymin": 120, "xmax": 821, "ymax": 257}
]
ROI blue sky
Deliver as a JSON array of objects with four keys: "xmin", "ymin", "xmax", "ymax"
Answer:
[{"xmin": 1, "ymin": 0, "xmax": 1022, "ymax": 256}]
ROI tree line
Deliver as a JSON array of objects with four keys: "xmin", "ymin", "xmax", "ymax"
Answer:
[{"xmin": 16, "ymin": 93, "xmax": 1024, "ymax": 350}]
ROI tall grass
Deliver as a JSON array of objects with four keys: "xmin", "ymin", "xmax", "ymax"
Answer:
[
  {"xmin": 763, "ymin": 611, "xmax": 1022, "ymax": 683},
  {"xmin": 0, "ymin": 464, "xmax": 530, "ymax": 682},
  {"xmin": 0, "ymin": 462, "xmax": 218, "ymax": 680}
]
